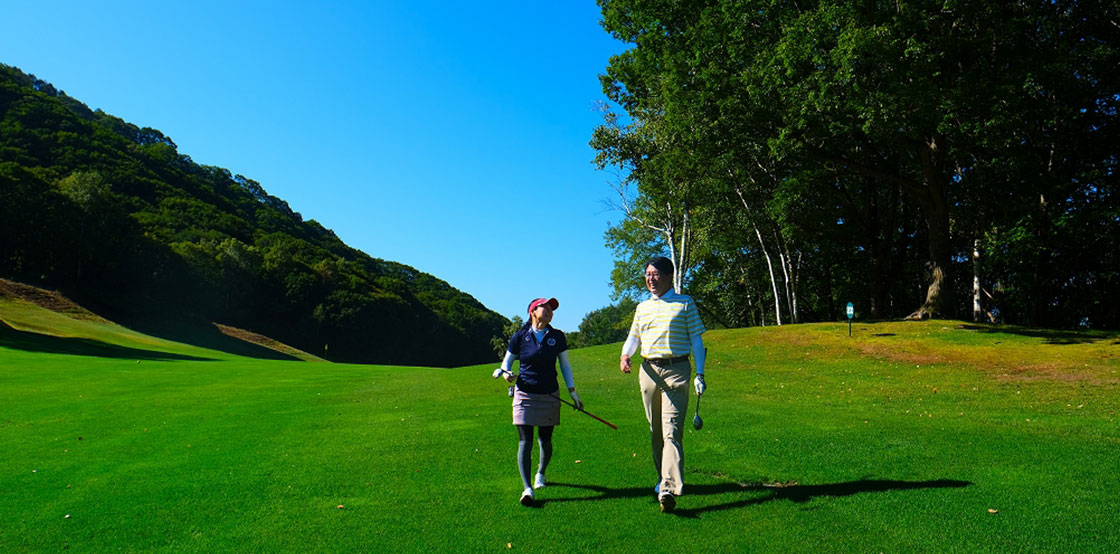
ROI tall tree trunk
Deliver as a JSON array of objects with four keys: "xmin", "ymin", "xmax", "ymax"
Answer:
[
  {"xmin": 908, "ymin": 199, "xmax": 953, "ymax": 320},
  {"xmin": 779, "ymin": 251, "xmax": 792, "ymax": 320},
  {"xmin": 790, "ymin": 252, "xmax": 801, "ymax": 323},
  {"xmin": 673, "ymin": 209, "xmax": 689, "ymax": 293},
  {"xmin": 736, "ymin": 187, "xmax": 782, "ymax": 325},
  {"xmin": 656, "ymin": 201, "xmax": 691, "ymax": 294},
  {"xmin": 754, "ymin": 225, "xmax": 782, "ymax": 326},
  {"xmin": 907, "ymin": 138, "xmax": 955, "ymax": 320},
  {"xmin": 972, "ymin": 238, "xmax": 982, "ymax": 322},
  {"xmin": 776, "ymin": 232, "xmax": 797, "ymax": 323}
]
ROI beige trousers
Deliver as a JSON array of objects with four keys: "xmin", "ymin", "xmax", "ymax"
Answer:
[{"xmin": 639, "ymin": 357, "xmax": 691, "ymax": 496}]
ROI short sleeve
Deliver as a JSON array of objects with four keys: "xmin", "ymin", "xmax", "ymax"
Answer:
[
  {"xmin": 628, "ymin": 306, "xmax": 642, "ymax": 337},
  {"xmin": 686, "ymin": 300, "xmax": 706, "ymax": 337}
]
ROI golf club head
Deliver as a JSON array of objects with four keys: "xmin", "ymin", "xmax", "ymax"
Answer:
[{"xmin": 693, "ymin": 413, "xmax": 703, "ymax": 430}]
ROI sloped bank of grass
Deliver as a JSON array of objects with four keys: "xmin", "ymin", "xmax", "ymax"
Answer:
[
  {"xmin": 0, "ymin": 294, "xmax": 307, "ymax": 362},
  {"xmin": 0, "ymin": 295, "xmax": 227, "ymax": 361},
  {"xmin": 1, "ymin": 320, "xmax": 1117, "ymax": 552}
]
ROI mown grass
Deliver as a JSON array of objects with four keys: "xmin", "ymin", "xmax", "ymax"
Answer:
[{"xmin": 1, "ymin": 315, "xmax": 1117, "ymax": 553}]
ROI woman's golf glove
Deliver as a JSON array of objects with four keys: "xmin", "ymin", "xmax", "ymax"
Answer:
[
  {"xmin": 570, "ymin": 390, "xmax": 583, "ymax": 410},
  {"xmin": 694, "ymin": 374, "xmax": 706, "ymax": 396}
]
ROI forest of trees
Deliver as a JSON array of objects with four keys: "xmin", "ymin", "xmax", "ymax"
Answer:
[
  {"xmin": 593, "ymin": 0, "xmax": 1119, "ymax": 329},
  {"xmin": 0, "ymin": 64, "xmax": 507, "ymax": 366}
]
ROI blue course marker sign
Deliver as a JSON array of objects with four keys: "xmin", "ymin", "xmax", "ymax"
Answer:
[{"xmin": 846, "ymin": 302, "xmax": 854, "ymax": 336}]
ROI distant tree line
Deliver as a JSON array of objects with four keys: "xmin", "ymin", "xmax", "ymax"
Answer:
[
  {"xmin": 593, "ymin": 0, "xmax": 1119, "ymax": 329},
  {"xmin": 569, "ymin": 298, "xmax": 637, "ymax": 348},
  {"xmin": 0, "ymin": 64, "xmax": 507, "ymax": 366}
]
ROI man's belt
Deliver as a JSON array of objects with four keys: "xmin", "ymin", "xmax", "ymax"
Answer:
[{"xmin": 646, "ymin": 355, "xmax": 690, "ymax": 365}]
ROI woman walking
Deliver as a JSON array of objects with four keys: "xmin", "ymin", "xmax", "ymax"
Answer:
[{"xmin": 498, "ymin": 297, "xmax": 583, "ymax": 506}]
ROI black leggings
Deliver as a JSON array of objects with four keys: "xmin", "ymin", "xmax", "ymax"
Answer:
[{"xmin": 517, "ymin": 425, "xmax": 554, "ymax": 490}]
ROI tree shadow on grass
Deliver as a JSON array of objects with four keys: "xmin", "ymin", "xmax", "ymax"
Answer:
[
  {"xmin": 956, "ymin": 323, "xmax": 1115, "ymax": 345},
  {"xmin": 540, "ymin": 478, "xmax": 971, "ymax": 518},
  {"xmin": 0, "ymin": 321, "xmax": 215, "ymax": 361}
]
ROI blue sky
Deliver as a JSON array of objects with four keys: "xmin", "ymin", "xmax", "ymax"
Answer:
[{"xmin": 2, "ymin": 0, "xmax": 631, "ymax": 331}]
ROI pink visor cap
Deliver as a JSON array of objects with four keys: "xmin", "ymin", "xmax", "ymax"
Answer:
[{"xmin": 527, "ymin": 297, "xmax": 559, "ymax": 314}]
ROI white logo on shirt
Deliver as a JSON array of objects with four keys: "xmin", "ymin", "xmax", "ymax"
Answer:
[{"xmin": 547, "ymin": 338, "xmax": 556, "ymax": 346}]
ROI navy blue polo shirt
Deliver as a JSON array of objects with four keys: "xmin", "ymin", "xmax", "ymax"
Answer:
[{"xmin": 508, "ymin": 324, "xmax": 568, "ymax": 394}]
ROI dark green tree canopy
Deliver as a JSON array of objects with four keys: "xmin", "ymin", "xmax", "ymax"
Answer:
[
  {"xmin": 571, "ymin": 298, "xmax": 637, "ymax": 348},
  {"xmin": 594, "ymin": 0, "xmax": 1119, "ymax": 329}
]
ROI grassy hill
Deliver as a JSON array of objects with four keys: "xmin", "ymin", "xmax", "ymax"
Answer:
[
  {"xmin": 0, "ymin": 63, "xmax": 506, "ymax": 367},
  {"xmin": 0, "ymin": 278, "xmax": 318, "ymax": 362},
  {"xmin": 1, "ymin": 314, "xmax": 1117, "ymax": 552}
]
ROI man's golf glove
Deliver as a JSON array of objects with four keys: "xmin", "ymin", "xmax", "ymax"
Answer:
[
  {"xmin": 569, "ymin": 390, "xmax": 583, "ymax": 411},
  {"xmin": 694, "ymin": 374, "xmax": 706, "ymax": 396}
]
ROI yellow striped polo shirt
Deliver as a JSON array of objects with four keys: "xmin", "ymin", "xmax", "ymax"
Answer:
[{"xmin": 629, "ymin": 289, "xmax": 706, "ymax": 359}]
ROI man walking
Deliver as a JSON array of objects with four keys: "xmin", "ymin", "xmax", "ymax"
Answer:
[{"xmin": 620, "ymin": 256, "xmax": 706, "ymax": 513}]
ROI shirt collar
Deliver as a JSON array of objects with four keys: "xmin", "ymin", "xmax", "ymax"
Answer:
[{"xmin": 652, "ymin": 288, "xmax": 677, "ymax": 300}]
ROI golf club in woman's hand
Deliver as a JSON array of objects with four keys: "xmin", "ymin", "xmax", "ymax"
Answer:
[{"xmin": 494, "ymin": 359, "xmax": 615, "ymax": 429}]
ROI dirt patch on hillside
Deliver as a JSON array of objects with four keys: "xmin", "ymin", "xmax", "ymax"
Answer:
[
  {"xmin": 854, "ymin": 339, "xmax": 1118, "ymax": 385},
  {"xmin": 213, "ymin": 323, "xmax": 324, "ymax": 362},
  {"xmin": 0, "ymin": 278, "xmax": 110, "ymax": 323},
  {"xmin": 854, "ymin": 340, "xmax": 961, "ymax": 367}
]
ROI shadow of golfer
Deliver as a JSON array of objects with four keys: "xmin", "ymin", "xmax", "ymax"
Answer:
[
  {"xmin": 540, "ymin": 478, "xmax": 971, "ymax": 518},
  {"xmin": 678, "ymin": 478, "xmax": 971, "ymax": 519}
]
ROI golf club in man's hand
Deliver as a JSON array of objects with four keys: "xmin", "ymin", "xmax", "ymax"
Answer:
[
  {"xmin": 693, "ymin": 374, "xmax": 705, "ymax": 429},
  {"xmin": 693, "ymin": 393, "xmax": 703, "ymax": 430},
  {"xmin": 694, "ymin": 374, "xmax": 706, "ymax": 395},
  {"xmin": 692, "ymin": 347, "xmax": 707, "ymax": 430}
]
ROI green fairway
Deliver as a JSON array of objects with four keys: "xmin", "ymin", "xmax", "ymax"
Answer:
[{"xmin": 2, "ymin": 317, "xmax": 1118, "ymax": 552}]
